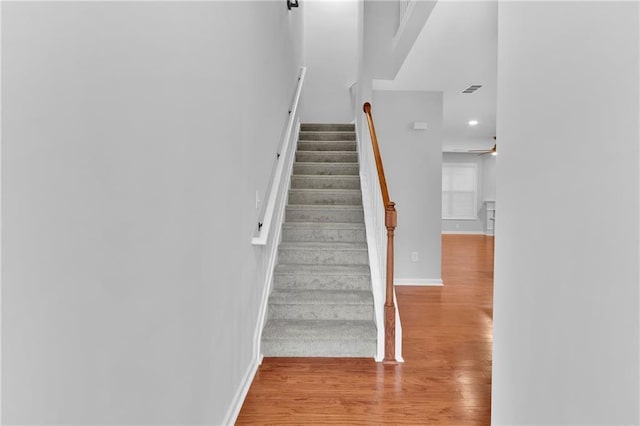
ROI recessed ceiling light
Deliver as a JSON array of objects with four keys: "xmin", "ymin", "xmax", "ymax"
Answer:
[{"xmin": 468, "ymin": 120, "xmax": 479, "ymax": 126}]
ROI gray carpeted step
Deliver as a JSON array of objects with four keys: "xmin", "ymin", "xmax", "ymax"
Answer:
[
  {"xmin": 291, "ymin": 175, "xmax": 360, "ymax": 190},
  {"xmin": 268, "ymin": 290, "xmax": 374, "ymax": 321},
  {"xmin": 286, "ymin": 205, "xmax": 364, "ymax": 223},
  {"xmin": 278, "ymin": 242, "xmax": 369, "ymax": 265},
  {"xmin": 262, "ymin": 319, "xmax": 376, "ymax": 357},
  {"xmin": 297, "ymin": 141, "xmax": 357, "ymax": 152},
  {"xmin": 301, "ymin": 123, "xmax": 355, "ymax": 132},
  {"xmin": 288, "ymin": 189, "xmax": 362, "ymax": 206},
  {"xmin": 273, "ymin": 264, "xmax": 372, "ymax": 291},
  {"xmin": 282, "ymin": 222, "xmax": 366, "ymax": 243},
  {"xmin": 293, "ymin": 162, "xmax": 359, "ymax": 176},
  {"xmin": 299, "ymin": 131, "xmax": 356, "ymax": 141},
  {"xmin": 296, "ymin": 151, "xmax": 358, "ymax": 163}
]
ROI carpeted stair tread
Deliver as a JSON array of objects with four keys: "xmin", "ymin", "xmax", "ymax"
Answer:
[
  {"xmin": 288, "ymin": 189, "xmax": 363, "ymax": 206},
  {"xmin": 269, "ymin": 289, "xmax": 373, "ymax": 305},
  {"xmin": 293, "ymin": 162, "xmax": 359, "ymax": 176},
  {"xmin": 282, "ymin": 222, "xmax": 365, "ymax": 230},
  {"xmin": 281, "ymin": 223, "xmax": 366, "ymax": 242},
  {"xmin": 285, "ymin": 204, "xmax": 364, "ymax": 212},
  {"xmin": 285, "ymin": 205, "xmax": 364, "ymax": 223},
  {"xmin": 268, "ymin": 293, "xmax": 375, "ymax": 320},
  {"xmin": 297, "ymin": 141, "xmax": 357, "ymax": 151},
  {"xmin": 279, "ymin": 241, "xmax": 368, "ymax": 250},
  {"xmin": 296, "ymin": 151, "xmax": 358, "ymax": 163},
  {"xmin": 273, "ymin": 264, "xmax": 372, "ymax": 291},
  {"xmin": 291, "ymin": 175, "xmax": 360, "ymax": 190},
  {"xmin": 292, "ymin": 174, "xmax": 360, "ymax": 179},
  {"xmin": 289, "ymin": 188, "xmax": 362, "ymax": 194},
  {"xmin": 301, "ymin": 123, "xmax": 355, "ymax": 132},
  {"xmin": 274, "ymin": 263, "xmax": 371, "ymax": 275},
  {"xmin": 278, "ymin": 243, "xmax": 369, "ymax": 265},
  {"xmin": 299, "ymin": 131, "xmax": 356, "ymax": 141},
  {"xmin": 262, "ymin": 319, "xmax": 376, "ymax": 341}
]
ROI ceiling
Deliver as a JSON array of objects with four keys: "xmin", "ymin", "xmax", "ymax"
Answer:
[{"xmin": 373, "ymin": 0, "xmax": 498, "ymax": 152}]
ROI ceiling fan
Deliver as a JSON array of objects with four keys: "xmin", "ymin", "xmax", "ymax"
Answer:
[{"xmin": 468, "ymin": 137, "xmax": 497, "ymax": 155}]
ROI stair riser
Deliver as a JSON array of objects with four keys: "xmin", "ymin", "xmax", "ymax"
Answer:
[
  {"xmin": 296, "ymin": 152, "xmax": 358, "ymax": 163},
  {"xmin": 291, "ymin": 176, "xmax": 360, "ymax": 190},
  {"xmin": 288, "ymin": 191, "xmax": 362, "ymax": 206},
  {"xmin": 269, "ymin": 304, "xmax": 374, "ymax": 321},
  {"xmin": 286, "ymin": 207, "xmax": 364, "ymax": 223},
  {"xmin": 282, "ymin": 228, "xmax": 366, "ymax": 243},
  {"xmin": 278, "ymin": 248, "xmax": 369, "ymax": 265},
  {"xmin": 262, "ymin": 340, "xmax": 376, "ymax": 357},
  {"xmin": 301, "ymin": 124, "xmax": 355, "ymax": 132},
  {"xmin": 299, "ymin": 132, "xmax": 356, "ymax": 141},
  {"xmin": 297, "ymin": 141, "xmax": 357, "ymax": 152},
  {"xmin": 273, "ymin": 274, "xmax": 371, "ymax": 291},
  {"xmin": 293, "ymin": 163, "xmax": 359, "ymax": 176}
]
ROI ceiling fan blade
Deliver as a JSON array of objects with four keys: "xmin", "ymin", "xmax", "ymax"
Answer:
[
  {"xmin": 446, "ymin": 144, "xmax": 496, "ymax": 154},
  {"xmin": 471, "ymin": 144, "xmax": 497, "ymax": 154}
]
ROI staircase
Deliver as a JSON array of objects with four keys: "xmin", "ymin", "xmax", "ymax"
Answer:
[{"xmin": 261, "ymin": 123, "xmax": 377, "ymax": 358}]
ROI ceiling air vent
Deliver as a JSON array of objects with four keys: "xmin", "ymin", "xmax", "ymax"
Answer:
[{"xmin": 462, "ymin": 85, "xmax": 482, "ymax": 94}]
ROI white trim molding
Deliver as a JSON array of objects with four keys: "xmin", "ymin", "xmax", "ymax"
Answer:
[
  {"xmin": 395, "ymin": 278, "xmax": 444, "ymax": 286},
  {"xmin": 221, "ymin": 355, "xmax": 262, "ymax": 425}
]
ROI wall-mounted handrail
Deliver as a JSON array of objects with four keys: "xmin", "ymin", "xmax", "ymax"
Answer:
[
  {"xmin": 252, "ymin": 67, "xmax": 306, "ymax": 246},
  {"xmin": 363, "ymin": 102, "xmax": 397, "ymax": 364}
]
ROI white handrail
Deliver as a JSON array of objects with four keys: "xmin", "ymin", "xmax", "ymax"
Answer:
[{"xmin": 252, "ymin": 67, "xmax": 306, "ymax": 246}]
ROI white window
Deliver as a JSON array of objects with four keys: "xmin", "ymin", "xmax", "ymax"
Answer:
[{"xmin": 442, "ymin": 163, "xmax": 478, "ymax": 219}]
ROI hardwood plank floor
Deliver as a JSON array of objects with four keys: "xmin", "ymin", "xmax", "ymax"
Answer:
[{"xmin": 237, "ymin": 234, "xmax": 494, "ymax": 425}]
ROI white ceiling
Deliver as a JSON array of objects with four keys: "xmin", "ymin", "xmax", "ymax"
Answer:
[{"xmin": 373, "ymin": 0, "xmax": 498, "ymax": 152}]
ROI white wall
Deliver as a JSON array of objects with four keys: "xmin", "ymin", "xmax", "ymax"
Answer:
[
  {"xmin": 302, "ymin": 0, "xmax": 358, "ymax": 122},
  {"xmin": 482, "ymin": 152, "xmax": 496, "ymax": 201},
  {"xmin": 363, "ymin": 1, "xmax": 401, "ymax": 83},
  {"xmin": 371, "ymin": 90, "xmax": 442, "ymax": 283},
  {"xmin": 1, "ymin": 2, "xmax": 302, "ymax": 424},
  {"xmin": 492, "ymin": 2, "xmax": 639, "ymax": 424}
]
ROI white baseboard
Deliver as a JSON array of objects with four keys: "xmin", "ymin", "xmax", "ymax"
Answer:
[
  {"xmin": 394, "ymin": 278, "xmax": 444, "ymax": 286},
  {"xmin": 221, "ymin": 355, "xmax": 262, "ymax": 426},
  {"xmin": 441, "ymin": 230, "xmax": 485, "ymax": 235}
]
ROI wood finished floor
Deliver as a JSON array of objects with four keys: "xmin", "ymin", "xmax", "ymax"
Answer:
[{"xmin": 237, "ymin": 235, "xmax": 494, "ymax": 425}]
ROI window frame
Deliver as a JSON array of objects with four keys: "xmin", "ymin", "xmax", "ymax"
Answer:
[{"xmin": 441, "ymin": 162, "xmax": 479, "ymax": 220}]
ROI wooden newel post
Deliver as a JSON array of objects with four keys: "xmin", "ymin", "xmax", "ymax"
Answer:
[{"xmin": 383, "ymin": 201, "xmax": 397, "ymax": 364}]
